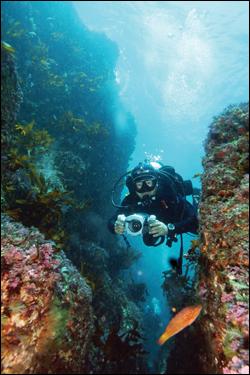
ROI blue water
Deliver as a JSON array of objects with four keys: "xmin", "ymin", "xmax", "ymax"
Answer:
[
  {"xmin": 2, "ymin": 0, "xmax": 248, "ymax": 372},
  {"xmin": 74, "ymin": 0, "xmax": 249, "ymax": 363},
  {"xmin": 74, "ymin": 1, "xmax": 249, "ymax": 168}
]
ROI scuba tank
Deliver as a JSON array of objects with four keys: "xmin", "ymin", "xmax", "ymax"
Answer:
[{"xmin": 111, "ymin": 160, "xmax": 200, "ymax": 275}]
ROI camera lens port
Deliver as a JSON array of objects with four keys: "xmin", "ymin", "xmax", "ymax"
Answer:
[{"xmin": 129, "ymin": 220, "xmax": 142, "ymax": 233}]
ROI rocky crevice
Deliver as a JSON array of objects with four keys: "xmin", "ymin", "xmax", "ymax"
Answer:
[{"xmin": 197, "ymin": 103, "xmax": 249, "ymax": 374}]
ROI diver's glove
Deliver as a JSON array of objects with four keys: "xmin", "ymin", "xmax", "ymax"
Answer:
[
  {"xmin": 148, "ymin": 219, "xmax": 168, "ymax": 237},
  {"xmin": 114, "ymin": 214, "xmax": 126, "ymax": 235}
]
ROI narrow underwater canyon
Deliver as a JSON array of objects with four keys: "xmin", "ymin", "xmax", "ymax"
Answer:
[{"xmin": 1, "ymin": 2, "xmax": 249, "ymax": 374}]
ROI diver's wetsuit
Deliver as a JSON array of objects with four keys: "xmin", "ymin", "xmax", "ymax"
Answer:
[{"xmin": 108, "ymin": 182, "xmax": 198, "ymax": 247}]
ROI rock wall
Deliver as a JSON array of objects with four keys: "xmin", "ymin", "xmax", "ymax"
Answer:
[
  {"xmin": 2, "ymin": 3, "xmax": 249, "ymax": 371},
  {"xmin": 1, "ymin": 44, "xmax": 23, "ymax": 151},
  {"xmin": 1, "ymin": 0, "xmax": 137, "ymax": 254},
  {"xmin": 1, "ymin": 1, "xmax": 137, "ymax": 225},
  {"xmin": 198, "ymin": 103, "xmax": 249, "ymax": 374},
  {"xmin": 1, "ymin": 3, "xmax": 147, "ymax": 374},
  {"xmin": 1, "ymin": 214, "xmax": 94, "ymax": 374},
  {"xmin": 1, "ymin": 43, "xmax": 23, "ymax": 210},
  {"xmin": 164, "ymin": 103, "xmax": 249, "ymax": 375}
]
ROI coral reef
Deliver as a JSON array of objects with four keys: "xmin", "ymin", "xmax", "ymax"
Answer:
[
  {"xmin": 1, "ymin": 42, "xmax": 23, "ymax": 152},
  {"xmin": 2, "ymin": 0, "xmax": 137, "ymax": 239},
  {"xmin": 163, "ymin": 103, "xmax": 249, "ymax": 374},
  {"xmin": 88, "ymin": 295, "xmax": 148, "ymax": 374},
  {"xmin": 1, "ymin": 214, "xmax": 94, "ymax": 374},
  {"xmin": 1, "ymin": 2, "xmax": 147, "ymax": 373},
  {"xmin": 1, "ymin": 42, "xmax": 23, "ymax": 212},
  {"xmin": 197, "ymin": 103, "xmax": 249, "ymax": 374},
  {"xmin": 74, "ymin": 240, "xmax": 143, "ymax": 329},
  {"xmin": 126, "ymin": 281, "xmax": 149, "ymax": 303},
  {"xmin": 65, "ymin": 239, "xmax": 148, "ymax": 373},
  {"xmin": 1, "ymin": 27, "xmax": 69, "ymax": 250},
  {"xmin": 1, "ymin": 1, "xmax": 136, "ymax": 225},
  {"xmin": 161, "ymin": 255, "xmax": 205, "ymax": 374}
]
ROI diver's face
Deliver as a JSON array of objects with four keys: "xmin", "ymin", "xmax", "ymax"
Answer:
[
  {"xmin": 134, "ymin": 176, "xmax": 157, "ymax": 195},
  {"xmin": 135, "ymin": 179, "xmax": 158, "ymax": 199}
]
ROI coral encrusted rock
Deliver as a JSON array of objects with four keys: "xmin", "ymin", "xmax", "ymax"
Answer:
[
  {"xmin": 1, "ymin": 45, "xmax": 23, "ymax": 150},
  {"xmin": 198, "ymin": 103, "xmax": 249, "ymax": 374},
  {"xmin": 1, "ymin": 214, "xmax": 94, "ymax": 374}
]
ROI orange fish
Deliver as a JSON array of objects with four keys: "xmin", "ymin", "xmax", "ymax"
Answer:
[{"xmin": 157, "ymin": 305, "xmax": 202, "ymax": 345}]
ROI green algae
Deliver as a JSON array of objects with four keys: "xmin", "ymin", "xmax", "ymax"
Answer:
[
  {"xmin": 47, "ymin": 296, "xmax": 71, "ymax": 346},
  {"xmin": 229, "ymin": 279, "xmax": 248, "ymax": 291},
  {"xmin": 223, "ymin": 328, "xmax": 242, "ymax": 360}
]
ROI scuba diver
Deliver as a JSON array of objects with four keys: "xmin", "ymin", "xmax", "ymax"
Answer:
[{"xmin": 108, "ymin": 160, "xmax": 200, "ymax": 274}]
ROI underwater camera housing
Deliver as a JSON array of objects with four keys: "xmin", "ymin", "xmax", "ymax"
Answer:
[{"xmin": 125, "ymin": 214, "xmax": 156, "ymax": 236}]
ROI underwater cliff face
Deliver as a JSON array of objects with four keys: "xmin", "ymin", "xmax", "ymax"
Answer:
[
  {"xmin": 163, "ymin": 104, "xmax": 249, "ymax": 375},
  {"xmin": 2, "ymin": 1, "xmax": 248, "ymax": 374},
  {"xmin": 1, "ymin": 45, "xmax": 23, "ymax": 210},
  {"xmin": 1, "ymin": 214, "xmax": 94, "ymax": 374},
  {"xmin": 1, "ymin": 46, "xmax": 23, "ymax": 148},
  {"xmin": 1, "ymin": 0, "xmax": 137, "ymax": 225},
  {"xmin": 198, "ymin": 103, "xmax": 249, "ymax": 374},
  {"xmin": 1, "ymin": 2, "xmax": 149, "ymax": 374}
]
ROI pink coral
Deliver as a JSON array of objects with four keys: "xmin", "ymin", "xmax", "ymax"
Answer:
[
  {"xmin": 221, "ymin": 293, "xmax": 234, "ymax": 303},
  {"xmin": 198, "ymin": 103, "xmax": 249, "ymax": 374},
  {"xmin": 223, "ymin": 356, "xmax": 249, "ymax": 374},
  {"xmin": 1, "ymin": 215, "xmax": 94, "ymax": 374}
]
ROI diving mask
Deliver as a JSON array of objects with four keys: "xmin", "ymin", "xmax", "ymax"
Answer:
[{"xmin": 135, "ymin": 177, "xmax": 158, "ymax": 193}]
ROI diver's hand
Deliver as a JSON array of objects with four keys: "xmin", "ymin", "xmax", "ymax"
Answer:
[
  {"xmin": 149, "ymin": 220, "xmax": 168, "ymax": 237},
  {"xmin": 114, "ymin": 214, "xmax": 126, "ymax": 235}
]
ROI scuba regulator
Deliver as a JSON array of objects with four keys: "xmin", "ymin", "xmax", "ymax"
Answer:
[
  {"xmin": 111, "ymin": 159, "xmax": 200, "ymax": 275},
  {"xmin": 111, "ymin": 160, "xmax": 196, "ymax": 209}
]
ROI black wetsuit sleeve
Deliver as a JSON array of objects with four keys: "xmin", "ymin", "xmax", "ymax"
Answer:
[{"xmin": 173, "ymin": 200, "xmax": 198, "ymax": 235}]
